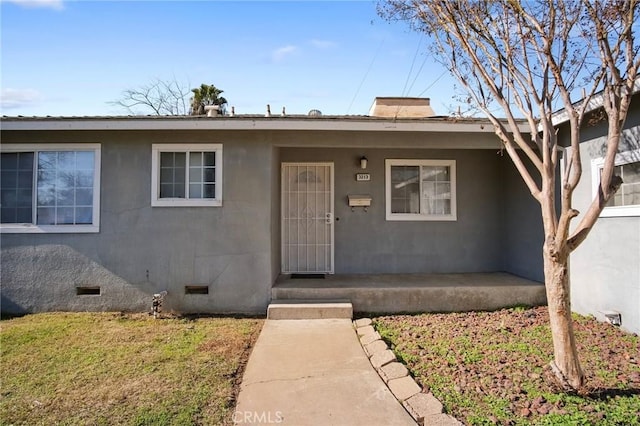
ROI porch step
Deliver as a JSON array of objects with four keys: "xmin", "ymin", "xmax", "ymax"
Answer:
[
  {"xmin": 267, "ymin": 300, "xmax": 353, "ymax": 320},
  {"xmin": 272, "ymin": 273, "xmax": 547, "ymax": 314}
]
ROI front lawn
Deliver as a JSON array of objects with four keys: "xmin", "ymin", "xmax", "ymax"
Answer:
[
  {"xmin": 0, "ymin": 312, "xmax": 263, "ymax": 425},
  {"xmin": 374, "ymin": 307, "xmax": 640, "ymax": 425}
]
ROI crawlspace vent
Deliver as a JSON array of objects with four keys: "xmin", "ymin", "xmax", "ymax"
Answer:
[
  {"xmin": 185, "ymin": 285, "xmax": 209, "ymax": 295},
  {"xmin": 76, "ymin": 286, "xmax": 101, "ymax": 296}
]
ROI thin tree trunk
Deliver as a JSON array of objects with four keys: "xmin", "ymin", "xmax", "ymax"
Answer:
[{"xmin": 543, "ymin": 251, "xmax": 585, "ymax": 389}]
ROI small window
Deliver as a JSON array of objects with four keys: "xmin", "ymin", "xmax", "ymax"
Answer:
[
  {"xmin": 592, "ymin": 148, "xmax": 640, "ymax": 217},
  {"xmin": 151, "ymin": 144, "xmax": 222, "ymax": 207},
  {"xmin": 1, "ymin": 144, "xmax": 101, "ymax": 233},
  {"xmin": 385, "ymin": 159, "xmax": 457, "ymax": 221}
]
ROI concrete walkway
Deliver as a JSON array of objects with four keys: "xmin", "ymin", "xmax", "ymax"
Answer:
[{"xmin": 234, "ymin": 319, "xmax": 417, "ymax": 426}]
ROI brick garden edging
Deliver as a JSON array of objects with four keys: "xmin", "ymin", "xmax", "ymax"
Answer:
[{"xmin": 353, "ymin": 318, "xmax": 462, "ymax": 426}]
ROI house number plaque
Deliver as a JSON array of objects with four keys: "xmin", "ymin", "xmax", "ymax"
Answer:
[{"xmin": 356, "ymin": 173, "xmax": 371, "ymax": 181}]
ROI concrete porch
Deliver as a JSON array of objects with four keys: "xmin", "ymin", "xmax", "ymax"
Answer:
[{"xmin": 272, "ymin": 272, "xmax": 547, "ymax": 314}]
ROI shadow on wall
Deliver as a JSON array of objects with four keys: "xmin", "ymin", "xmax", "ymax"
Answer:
[
  {"xmin": 585, "ymin": 121, "xmax": 640, "ymax": 159},
  {"xmin": 0, "ymin": 244, "xmax": 155, "ymax": 315},
  {"xmin": 0, "ymin": 295, "xmax": 26, "ymax": 318}
]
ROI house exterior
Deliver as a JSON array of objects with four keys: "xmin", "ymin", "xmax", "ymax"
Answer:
[
  {"xmin": 559, "ymin": 92, "xmax": 640, "ymax": 335},
  {"xmin": 1, "ymin": 104, "xmax": 548, "ymax": 316}
]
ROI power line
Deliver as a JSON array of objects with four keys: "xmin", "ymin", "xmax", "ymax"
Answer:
[
  {"xmin": 346, "ymin": 38, "xmax": 385, "ymax": 115},
  {"xmin": 401, "ymin": 34, "xmax": 423, "ymax": 97},
  {"xmin": 417, "ymin": 70, "xmax": 447, "ymax": 97},
  {"xmin": 406, "ymin": 53, "xmax": 429, "ymax": 95}
]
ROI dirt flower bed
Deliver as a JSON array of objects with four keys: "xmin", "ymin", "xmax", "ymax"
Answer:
[{"xmin": 374, "ymin": 307, "xmax": 640, "ymax": 425}]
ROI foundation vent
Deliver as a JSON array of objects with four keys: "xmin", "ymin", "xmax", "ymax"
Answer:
[
  {"xmin": 185, "ymin": 285, "xmax": 209, "ymax": 295},
  {"xmin": 76, "ymin": 286, "xmax": 101, "ymax": 296}
]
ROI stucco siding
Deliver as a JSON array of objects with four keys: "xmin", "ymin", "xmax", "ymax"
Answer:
[
  {"xmin": 501, "ymin": 157, "xmax": 545, "ymax": 282},
  {"xmin": 1, "ymin": 131, "xmax": 275, "ymax": 315},
  {"xmin": 570, "ymin": 217, "xmax": 640, "ymax": 335},
  {"xmin": 1, "ymin": 126, "xmax": 546, "ymax": 315},
  {"xmin": 280, "ymin": 147, "xmax": 505, "ymax": 274},
  {"xmin": 271, "ymin": 146, "xmax": 282, "ymax": 283},
  {"xmin": 566, "ymin": 116, "xmax": 640, "ymax": 335}
]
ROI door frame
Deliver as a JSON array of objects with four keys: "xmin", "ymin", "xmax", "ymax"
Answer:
[{"xmin": 281, "ymin": 162, "xmax": 335, "ymax": 274}]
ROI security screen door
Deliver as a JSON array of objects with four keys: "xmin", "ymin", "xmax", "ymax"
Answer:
[{"xmin": 281, "ymin": 163, "xmax": 334, "ymax": 274}]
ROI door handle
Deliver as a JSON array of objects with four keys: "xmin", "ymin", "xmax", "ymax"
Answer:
[{"xmin": 325, "ymin": 213, "xmax": 333, "ymax": 224}]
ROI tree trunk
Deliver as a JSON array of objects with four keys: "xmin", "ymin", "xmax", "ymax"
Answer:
[{"xmin": 543, "ymin": 251, "xmax": 585, "ymax": 389}]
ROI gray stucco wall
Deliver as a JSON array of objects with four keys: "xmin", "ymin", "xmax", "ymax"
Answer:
[
  {"xmin": 501, "ymin": 157, "xmax": 545, "ymax": 282},
  {"xmin": 271, "ymin": 146, "xmax": 281, "ymax": 283},
  {"xmin": 566, "ymin": 109, "xmax": 640, "ymax": 335},
  {"xmin": 1, "ymin": 126, "xmax": 545, "ymax": 315},
  {"xmin": 1, "ymin": 130, "xmax": 275, "ymax": 315},
  {"xmin": 280, "ymin": 147, "xmax": 535, "ymax": 275}
]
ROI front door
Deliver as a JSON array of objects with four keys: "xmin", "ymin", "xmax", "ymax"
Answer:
[{"xmin": 281, "ymin": 162, "xmax": 334, "ymax": 274}]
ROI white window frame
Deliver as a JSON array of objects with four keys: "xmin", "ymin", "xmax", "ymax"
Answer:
[
  {"xmin": 591, "ymin": 148, "xmax": 640, "ymax": 217},
  {"xmin": 0, "ymin": 143, "xmax": 101, "ymax": 234},
  {"xmin": 151, "ymin": 144, "xmax": 223, "ymax": 207},
  {"xmin": 385, "ymin": 159, "xmax": 457, "ymax": 221}
]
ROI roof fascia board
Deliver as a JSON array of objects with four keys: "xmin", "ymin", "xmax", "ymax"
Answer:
[
  {"xmin": 551, "ymin": 77, "xmax": 640, "ymax": 127},
  {"xmin": 1, "ymin": 118, "xmax": 529, "ymax": 133}
]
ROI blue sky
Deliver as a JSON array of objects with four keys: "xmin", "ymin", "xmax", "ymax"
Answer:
[{"xmin": 1, "ymin": 0, "xmax": 457, "ymax": 117}]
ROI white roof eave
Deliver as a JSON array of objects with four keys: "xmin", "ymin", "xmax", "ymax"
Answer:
[
  {"xmin": 0, "ymin": 117, "xmax": 530, "ymax": 134},
  {"xmin": 550, "ymin": 77, "xmax": 640, "ymax": 127}
]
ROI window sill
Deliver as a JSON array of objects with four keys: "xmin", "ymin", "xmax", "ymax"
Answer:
[
  {"xmin": 151, "ymin": 199, "xmax": 222, "ymax": 207},
  {"xmin": 0, "ymin": 224, "xmax": 100, "ymax": 233},
  {"xmin": 386, "ymin": 214, "xmax": 457, "ymax": 221},
  {"xmin": 599, "ymin": 206, "xmax": 640, "ymax": 218}
]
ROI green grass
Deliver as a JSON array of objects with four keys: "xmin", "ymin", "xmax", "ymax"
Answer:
[{"xmin": 0, "ymin": 312, "xmax": 263, "ymax": 426}]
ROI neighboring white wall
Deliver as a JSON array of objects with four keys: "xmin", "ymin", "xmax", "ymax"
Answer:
[{"xmin": 567, "ymin": 114, "xmax": 640, "ymax": 335}]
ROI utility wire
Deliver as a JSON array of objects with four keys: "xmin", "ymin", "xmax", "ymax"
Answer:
[
  {"xmin": 417, "ymin": 70, "xmax": 447, "ymax": 97},
  {"xmin": 401, "ymin": 34, "xmax": 423, "ymax": 97},
  {"xmin": 346, "ymin": 39, "xmax": 385, "ymax": 115},
  {"xmin": 393, "ymin": 34, "xmax": 426, "ymax": 118},
  {"xmin": 406, "ymin": 53, "xmax": 429, "ymax": 96}
]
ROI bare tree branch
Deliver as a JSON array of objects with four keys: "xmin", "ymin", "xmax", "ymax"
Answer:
[
  {"xmin": 380, "ymin": 0, "xmax": 639, "ymax": 390},
  {"xmin": 109, "ymin": 78, "xmax": 192, "ymax": 116}
]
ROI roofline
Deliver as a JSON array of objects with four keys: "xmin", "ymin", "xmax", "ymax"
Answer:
[
  {"xmin": 551, "ymin": 77, "xmax": 640, "ymax": 126},
  {"xmin": 371, "ymin": 96, "xmax": 431, "ymax": 101},
  {"xmin": 1, "ymin": 115, "xmax": 529, "ymax": 133}
]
